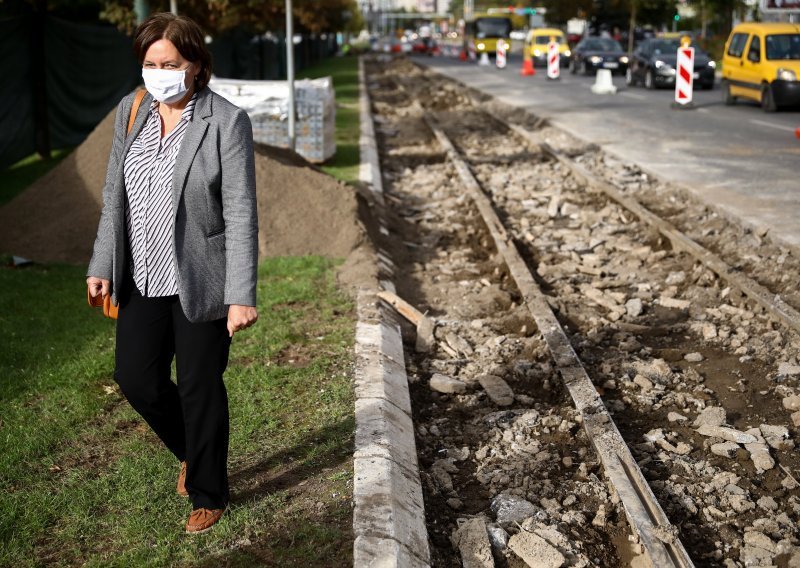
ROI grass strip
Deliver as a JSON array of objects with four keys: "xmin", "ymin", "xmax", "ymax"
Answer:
[{"xmin": 0, "ymin": 256, "xmax": 354, "ymax": 567}]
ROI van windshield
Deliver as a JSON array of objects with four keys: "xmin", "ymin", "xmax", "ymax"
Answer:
[
  {"xmin": 535, "ymin": 35, "xmax": 562, "ymax": 45},
  {"xmin": 766, "ymin": 34, "xmax": 800, "ymax": 60}
]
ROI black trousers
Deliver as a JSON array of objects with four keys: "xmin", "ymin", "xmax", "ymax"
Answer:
[{"xmin": 114, "ymin": 283, "xmax": 231, "ymax": 510}]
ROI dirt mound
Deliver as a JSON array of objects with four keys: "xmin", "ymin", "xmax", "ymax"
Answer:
[
  {"xmin": 252, "ymin": 144, "xmax": 363, "ymax": 259},
  {"xmin": 0, "ymin": 106, "xmax": 373, "ymax": 289}
]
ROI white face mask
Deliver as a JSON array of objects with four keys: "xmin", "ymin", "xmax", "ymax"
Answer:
[{"xmin": 141, "ymin": 68, "xmax": 190, "ymax": 104}]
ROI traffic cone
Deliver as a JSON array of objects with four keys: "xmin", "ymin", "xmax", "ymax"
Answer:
[
  {"xmin": 521, "ymin": 51, "xmax": 535, "ymax": 76},
  {"xmin": 459, "ymin": 47, "xmax": 467, "ymax": 61},
  {"xmin": 478, "ymin": 51, "xmax": 490, "ymax": 66}
]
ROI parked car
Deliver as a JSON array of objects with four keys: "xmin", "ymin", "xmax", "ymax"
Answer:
[
  {"xmin": 721, "ymin": 22, "xmax": 800, "ymax": 111},
  {"xmin": 626, "ymin": 37, "xmax": 716, "ymax": 90},
  {"xmin": 525, "ymin": 28, "xmax": 571, "ymax": 67},
  {"xmin": 569, "ymin": 37, "xmax": 629, "ymax": 75}
]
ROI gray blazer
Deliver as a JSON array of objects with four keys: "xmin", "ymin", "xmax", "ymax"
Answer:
[{"xmin": 87, "ymin": 87, "xmax": 258, "ymax": 323}]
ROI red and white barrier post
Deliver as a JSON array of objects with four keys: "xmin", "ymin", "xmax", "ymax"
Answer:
[
  {"xmin": 496, "ymin": 40, "xmax": 507, "ymax": 69},
  {"xmin": 547, "ymin": 38, "xmax": 560, "ymax": 80},
  {"xmin": 468, "ymin": 40, "xmax": 477, "ymax": 62},
  {"xmin": 673, "ymin": 37, "xmax": 695, "ymax": 109}
]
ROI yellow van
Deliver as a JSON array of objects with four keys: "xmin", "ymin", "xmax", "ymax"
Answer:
[
  {"xmin": 525, "ymin": 28, "xmax": 571, "ymax": 67},
  {"xmin": 722, "ymin": 23, "xmax": 800, "ymax": 111}
]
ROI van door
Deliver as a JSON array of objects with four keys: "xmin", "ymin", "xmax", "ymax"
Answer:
[
  {"xmin": 724, "ymin": 31, "xmax": 751, "ymax": 98},
  {"xmin": 739, "ymin": 34, "xmax": 764, "ymax": 101}
]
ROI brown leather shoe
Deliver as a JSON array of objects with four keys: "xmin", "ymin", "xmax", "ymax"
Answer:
[
  {"xmin": 177, "ymin": 461, "xmax": 188, "ymax": 497},
  {"xmin": 185, "ymin": 507, "xmax": 226, "ymax": 534}
]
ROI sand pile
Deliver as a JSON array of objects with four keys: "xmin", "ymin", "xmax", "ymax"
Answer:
[{"xmin": 0, "ymin": 105, "xmax": 374, "ymax": 288}]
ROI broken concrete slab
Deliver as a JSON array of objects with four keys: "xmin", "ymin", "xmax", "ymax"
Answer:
[
  {"xmin": 477, "ymin": 374, "xmax": 515, "ymax": 406},
  {"xmin": 697, "ymin": 424, "xmax": 758, "ymax": 444},
  {"xmin": 430, "ymin": 373, "xmax": 467, "ymax": 394},
  {"xmin": 693, "ymin": 406, "xmax": 727, "ymax": 428},
  {"xmin": 508, "ymin": 530, "xmax": 566, "ymax": 568},
  {"xmin": 451, "ymin": 517, "xmax": 495, "ymax": 568}
]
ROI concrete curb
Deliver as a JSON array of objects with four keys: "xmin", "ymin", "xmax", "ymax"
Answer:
[{"xmin": 352, "ymin": 56, "xmax": 431, "ymax": 568}]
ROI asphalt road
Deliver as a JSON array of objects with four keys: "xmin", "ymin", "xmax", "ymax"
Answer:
[{"xmin": 415, "ymin": 52, "xmax": 800, "ymax": 249}]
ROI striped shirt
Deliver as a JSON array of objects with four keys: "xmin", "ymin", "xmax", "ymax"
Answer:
[{"xmin": 123, "ymin": 93, "xmax": 197, "ymax": 297}]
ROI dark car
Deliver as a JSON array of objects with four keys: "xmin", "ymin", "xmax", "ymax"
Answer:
[
  {"xmin": 627, "ymin": 38, "xmax": 716, "ymax": 90},
  {"xmin": 569, "ymin": 37, "xmax": 630, "ymax": 75}
]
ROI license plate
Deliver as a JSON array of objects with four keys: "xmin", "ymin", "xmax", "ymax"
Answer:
[
  {"xmin": 604, "ymin": 62, "xmax": 619, "ymax": 69},
  {"xmin": 693, "ymin": 72, "xmax": 700, "ymax": 79}
]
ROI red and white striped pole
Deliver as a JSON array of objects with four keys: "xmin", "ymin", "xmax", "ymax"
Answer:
[
  {"xmin": 547, "ymin": 38, "xmax": 560, "ymax": 80},
  {"xmin": 496, "ymin": 40, "xmax": 507, "ymax": 69},
  {"xmin": 673, "ymin": 37, "xmax": 695, "ymax": 109}
]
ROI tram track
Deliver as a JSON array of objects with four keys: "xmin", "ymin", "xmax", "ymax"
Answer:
[{"xmin": 364, "ymin": 56, "xmax": 800, "ymax": 567}]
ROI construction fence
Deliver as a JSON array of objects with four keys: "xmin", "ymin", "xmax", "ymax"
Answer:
[{"xmin": 0, "ymin": 10, "xmax": 338, "ymax": 171}]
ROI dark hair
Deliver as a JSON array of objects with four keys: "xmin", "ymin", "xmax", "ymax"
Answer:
[{"xmin": 133, "ymin": 13, "xmax": 212, "ymax": 91}]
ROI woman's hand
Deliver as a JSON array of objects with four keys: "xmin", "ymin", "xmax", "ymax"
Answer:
[
  {"xmin": 87, "ymin": 277, "xmax": 110, "ymax": 299},
  {"xmin": 227, "ymin": 305, "xmax": 258, "ymax": 337}
]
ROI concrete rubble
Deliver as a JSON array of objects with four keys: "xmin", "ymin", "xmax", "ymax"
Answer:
[{"xmin": 366, "ymin": 56, "xmax": 800, "ymax": 568}]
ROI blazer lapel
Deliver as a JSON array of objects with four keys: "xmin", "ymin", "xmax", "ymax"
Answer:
[{"xmin": 172, "ymin": 88, "xmax": 212, "ymax": 216}]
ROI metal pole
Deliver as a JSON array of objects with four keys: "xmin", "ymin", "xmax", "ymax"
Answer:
[
  {"xmin": 170, "ymin": 0, "xmax": 177, "ymax": 15},
  {"xmin": 134, "ymin": 0, "xmax": 150, "ymax": 24},
  {"xmin": 286, "ymin": 0, "xmax": 296, "ymax": 151}
]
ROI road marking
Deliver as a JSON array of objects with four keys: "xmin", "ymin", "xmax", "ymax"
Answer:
[
  {"xmin": 620, "ymin": 92, "xmax": 647, "ymax": 100},
  {"xmin": 750, "ymin": 119, "xmax": 796, "ymax": 133},
  {"xmin": 696, "ymin": 108, "xmax": 709, "ymax": 113}
]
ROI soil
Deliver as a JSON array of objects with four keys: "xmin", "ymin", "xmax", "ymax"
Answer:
[
  {"xmin": 366, "ymin": 55, "xmax": 800, "ymax": 568},
  {"xmin": 0, "ymin": 106, "xmax": 376, "ymax": 292}
]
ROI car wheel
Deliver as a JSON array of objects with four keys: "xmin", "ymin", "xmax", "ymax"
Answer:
[
  {"xmin": 625, "ymin": 67, "xmax": 634, "ymax": 86},
  {"xmin": 722, "ymin": 80, "xmax": 736, "ymax": 105},
  {"xmin": 645, "ymin": 70, "xmax": 655, "ymax": 90},
  {"xmin": 761, "ymin": 83, "xmax": 777, "ymax": 112},
  {"xmin": 702, "ymin": 81, "xmax": 714, "ymax": 90}
]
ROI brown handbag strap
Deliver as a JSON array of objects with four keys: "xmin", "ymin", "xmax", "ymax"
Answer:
[{"xmin": 127, "ymin": 89, "xmax": 147, "ymax": 135}]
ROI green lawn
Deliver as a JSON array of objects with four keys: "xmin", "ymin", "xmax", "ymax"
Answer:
[
  {"xmin": 0, "ymin": 52, "xmax": 364, "ymax": 566},
  {"xmin": 297, "ymin": 56, "xmax": 360, "ymax": 184},
  {"xmin": 0, "ymin": 257, "xmax": 355, "ymax": 566}
]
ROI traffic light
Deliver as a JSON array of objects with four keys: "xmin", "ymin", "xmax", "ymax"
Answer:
[{"xmin": 674, "ymin": 13, "xmax": 681, "ymax": 21}]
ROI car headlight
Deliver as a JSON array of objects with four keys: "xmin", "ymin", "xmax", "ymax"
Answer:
[
  {"xmin": 590, "ymin": 55, "xmax": 603, "ymax": 64},
  {"xmin": 654, "ymin": 60, "xmax": 664, "ymax": 68},
  {"xmin": 533, "ymin": 49, "xmax": 542, "ymax": 56},
  {"xmin": 620, "ymin": 56, "xmax": 629, "ymax": 64},
  {"xmin": 777, "ymin": 68, "xmax": 797, "ymax": 81},
  {"xmin": 477, "ymin": 42, "xmax": 485, "ymax": 50},
  {"xmin": 565, "ymin": 50, "xmax": 571, "ymax": 57},
  {"xmin": 708, "ymin": 60, "xmax": 716, "ymax": 68}
]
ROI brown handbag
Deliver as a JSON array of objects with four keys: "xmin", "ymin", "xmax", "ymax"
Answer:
[{"xmin": 87, "ymin": 89, "xmax": 146, "ymax": 320}]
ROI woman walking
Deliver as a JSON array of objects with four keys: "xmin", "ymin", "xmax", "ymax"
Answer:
[{"xmin": 86, "ymin": 12, "xmax": 258, "ymax": 534}]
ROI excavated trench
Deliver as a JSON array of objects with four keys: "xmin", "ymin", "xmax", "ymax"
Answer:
[{"xmin": 366, "ymin": 55, "xmax": 800, "ymax": 567}]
